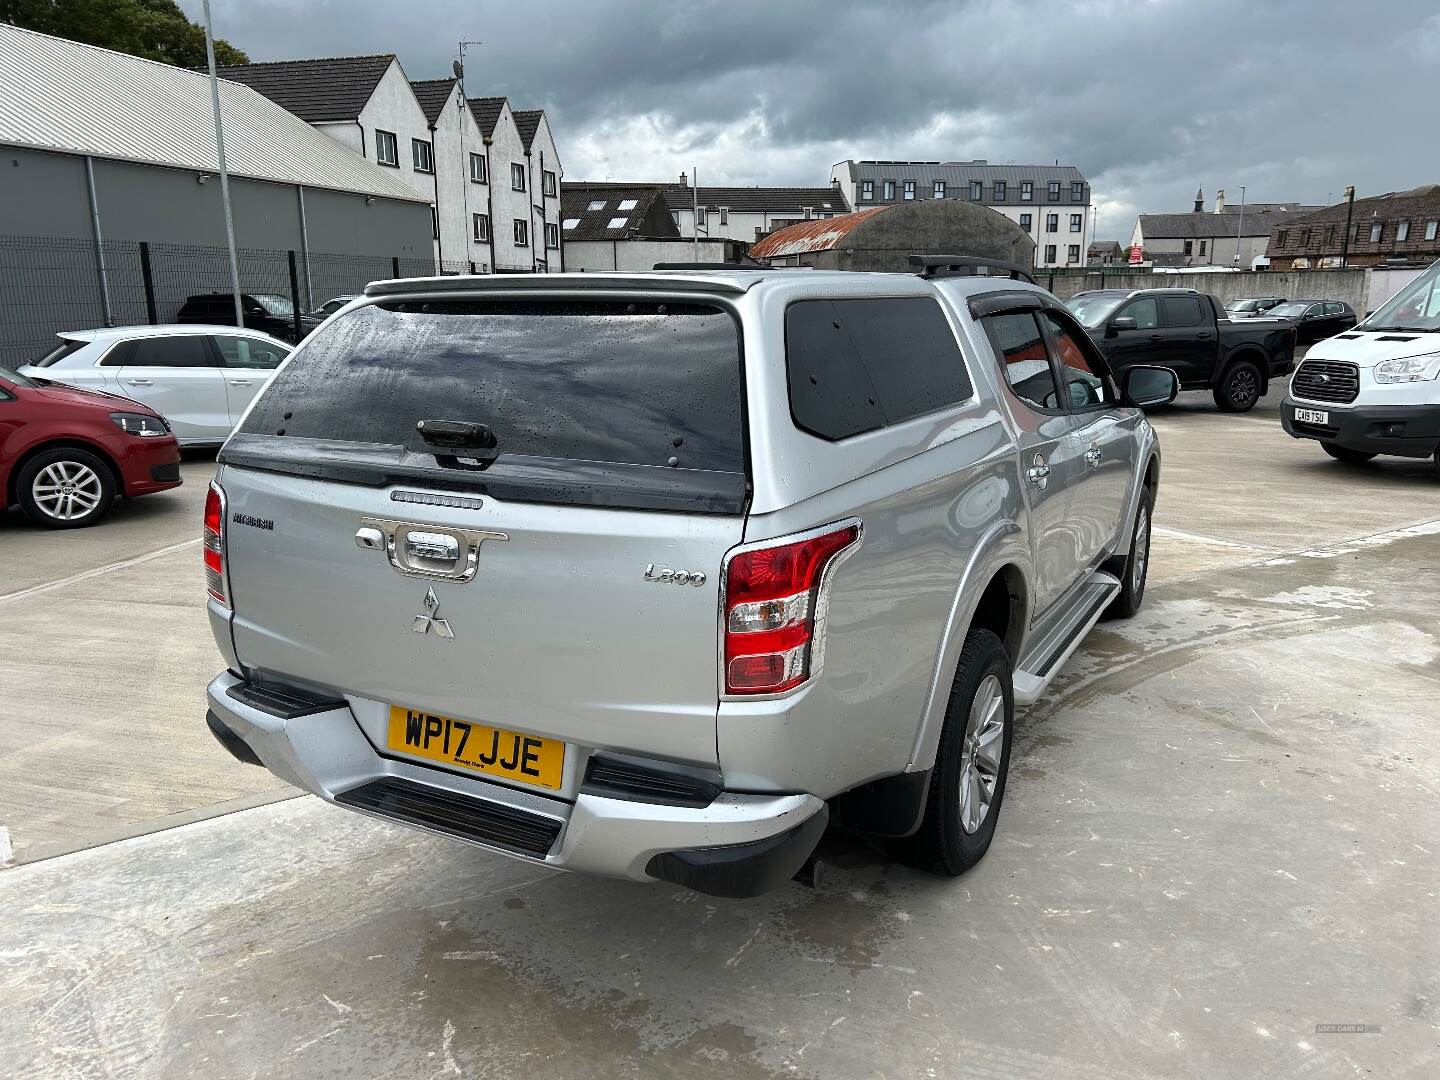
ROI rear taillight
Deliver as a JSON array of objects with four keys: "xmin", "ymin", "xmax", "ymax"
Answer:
[
  {"xmin": 204, "ymin": 482, "xmax": 227, "ymax": 605},
  {"xmin": 722, "ymin": 520, "xmax": 862, "ymax": 695}
]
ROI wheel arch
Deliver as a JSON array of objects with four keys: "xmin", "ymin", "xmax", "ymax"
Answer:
[
  {"xmin": 1222, "ymin": 346, "xmax": 1269, "ymax": 390},
  {"xmin": 7, "ymin": 437, "xmax": 123, "ymax": 506}
]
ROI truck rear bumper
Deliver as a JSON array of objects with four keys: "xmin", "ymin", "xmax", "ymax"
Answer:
[
  {"xmin": 205, "ymin": 671, "xmax": 825, "ymax": 897},
  {"xmin": 1282, "ymin": 400, "xmax": 1440, "ymax": 458}
]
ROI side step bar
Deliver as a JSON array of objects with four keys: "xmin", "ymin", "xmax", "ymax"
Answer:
[
  {"xmin": 1012, "ymin": 571, "xmax": 1120, "ymax": 705},
  {"xmin": 336, "ymin": 777, "xmax": 563, "ymax": 857}
]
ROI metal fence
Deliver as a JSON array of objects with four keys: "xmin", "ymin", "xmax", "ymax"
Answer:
[{"xmin": 0, "ymin": 235, "xmax": 483, "ymax": 365}]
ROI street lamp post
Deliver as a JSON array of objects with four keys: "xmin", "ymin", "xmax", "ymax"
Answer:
[
  {"xmin": 201, "ymin": 0, "xmax": 243, "ymax": 330},
  {"xmin": 1234, "ymin": 184, "xmax": 1246, "ymax": 267},
  {"xmin": 1340, "ymin": 186, "xmax": 1356, "ymax": 268}
]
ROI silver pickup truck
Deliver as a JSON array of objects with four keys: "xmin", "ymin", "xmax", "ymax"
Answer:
[{"xmin": 202, "ymin": 258, "xmax": 1175, "ymax": 898}]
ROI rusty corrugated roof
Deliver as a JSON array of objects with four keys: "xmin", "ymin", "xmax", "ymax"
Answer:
[{"xmin": 748, "ymin": 206, "xmax": 891, "ymax": 258}]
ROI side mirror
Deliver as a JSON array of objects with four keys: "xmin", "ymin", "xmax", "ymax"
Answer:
[
  {"xmin": 1122, "ymin": 365, "xmax": 1179, "ymax": 409},
  {"xmin": 1108, "ymin": 316, "xmax": 1137, "ymax": 336}
]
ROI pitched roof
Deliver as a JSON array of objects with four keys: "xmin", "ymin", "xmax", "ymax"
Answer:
[
  {"xmin": 748, "ymin": 207, "xmax": 890, "ymax": 258},
  {"xmin": 560, "ymin": 184, "xmax": 669, "ymax": 240},
  {"xmin": 0, "ymin": 25, "xmax": 427, "ymax": 203},
  {"xmin": 661, "ymin": 185, "xmax": 850, "ymax": 215},
  {"xmin": 512, "ymin": 109, "xmax": 543, "ymax": 149},
  {"xmin": 213, "ymin": 54, "xmax": 395, "ymax": 123},
  {"xmin": 409, "ymin": 78, "xmax": 456, "ymax": 125},
  {"xmin": 468, "ymin": 97, "xmax": 506, "ymax": 138},
  {"xmin": 1138, "ymin": 208, "xmax": 1318, "ymax": 239},
  {"xmin": 847, "ymin": 160, "xmax": 1086, "ymax": 185}
]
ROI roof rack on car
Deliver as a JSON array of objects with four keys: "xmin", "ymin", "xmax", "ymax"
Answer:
[{"xmin": 909, "ymin": 255, "xmax": 1037, "ymax": 285}]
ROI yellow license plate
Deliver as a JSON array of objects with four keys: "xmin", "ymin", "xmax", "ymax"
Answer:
[{"xmin": 386, "ymin": 706, "xmax": 564, "ymax": 790}]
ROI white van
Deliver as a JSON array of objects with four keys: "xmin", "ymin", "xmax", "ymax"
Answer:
[{"xmin": 1282, "ymin": 260, "xmax": 1440, "ymax": 471}]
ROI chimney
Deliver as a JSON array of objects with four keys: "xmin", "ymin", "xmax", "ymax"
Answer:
[
  {"xmin": 679, "ymin": 171, "xmax": 688, "ymax": 187},
  {"xmin": 1194, "ymin": 187, "xmax": 1204, "ymax": 213},
  {"xmin": 1215, "ymin": 189, "xmax": 1225, "ymax": 213}
]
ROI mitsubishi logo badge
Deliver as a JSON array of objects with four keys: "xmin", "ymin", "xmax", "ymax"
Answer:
[{"xmin": 412, "ymin": 586, "xmax": 454, "ymax": 639}]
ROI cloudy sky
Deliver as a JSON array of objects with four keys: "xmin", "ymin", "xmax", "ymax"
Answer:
[{"xmin": 184, "ymin": 0, "xmax": 1438, "ymax": 241}]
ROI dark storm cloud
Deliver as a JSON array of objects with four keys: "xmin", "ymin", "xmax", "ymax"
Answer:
[{"xmin": 188, "ymin": 0, "xmax": 1440, "ymax": 239}]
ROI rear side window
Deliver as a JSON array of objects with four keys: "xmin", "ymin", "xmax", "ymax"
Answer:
[
  {"xmin": 785, "ymin": 297, "xmax": 973, "ymax": 440},
  {"xmin": 1325, "ymin": 302, "xmax": 1345, "ymax": 315},
  {"xmin": 1161, "ymin": 296, "xmax": 1204, "ymax": 327},
  {"xmin": 239, "ymin": 299, "xmax": 744, "ymax": 474},
  {"xmin": 32, "ymin": 339, "xmax": 86, "ymax": 367},
  {"xmin": 982, "ymin": 312, "xmax": 1061, "ymax": 412},
  {"xmin": 125, "ymin": 336, "xmax": 215, "ymax": 368}
]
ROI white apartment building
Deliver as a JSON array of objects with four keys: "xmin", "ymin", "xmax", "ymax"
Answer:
[
  {"xmin": 831, "ymin": 159, "xmax": 1091, "ymax": 268},
  {"xmin": 218, "ymin": 55, "xmax": 563, "ymax": 272}
]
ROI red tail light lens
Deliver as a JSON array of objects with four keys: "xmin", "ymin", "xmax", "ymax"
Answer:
[
  {"xmin": 203, "ymin": 482, "xmax": 227, "ymax": 605},
  {"xmin": 723, "ymin": 521, "xmax": 861, "ymax": 695}
]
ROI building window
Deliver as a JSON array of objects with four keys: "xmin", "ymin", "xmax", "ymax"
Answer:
[
  {"xmin": 1396, "ymin": 221, "xmax": 1410, "ymax": 242},
  {"xmin": 1326, "ymin": 224, "xmax": 1336, "ymax": 245},
  {"xmin": 804, "ymin": 206, "xmax": 814, "ymax": 218},
  {"xmin": 545, "ymin": 222, "xmax": 559, "ymax": 249},
  {"xmin": 431, "ymin": 207, "xmax": 439, "ymax": 239},
  {"xmin": 469, "ymin": 152, "xmax": 487, "ymax": 183},
  {"xmin": 1045, "ymin": 213, "xmax": 1058, "ymax": 233},
  {"xmin": 1071, "ymin": 181, "xmax": 1084, "ymax": 200},
  {"xmin": 861, "ymin": 179, "xmax": 874, "ymax": 201},
  {"xmin": 607, "ymin": 216, "xmax": 629, "ymax": 229},
  {"xmin": 1183, "ymin": 240, "xmax": 1193, "ymax": 256},
  {"xmin": 1199, "ymin": 240, "xmax": 1207, "ymax": 255},
  {"xmin": 472, "ymin": 213, "xmax": 489, "ymax": 242},
  {"xmin": 1427, "ymin": 221, "xmax": 1438, "ymax": 241},
  {"xmin": 1044, "ymin": 244, "xmax": 1057, "ymax": 263},
  {"xmin": 755, "ymin": 226, "xmax": 766, "ymax": 239},
  {"xmin": 1021, "ymin": 181, "xmax": 1033, "ymax": 202},
  {"xmin": 933, "ymin": 180, "xmax": 946, "ymax": 198},
  {"xmin": 883, "ymin": 180, "xmax": 896, "ymax": 200},
  {"xmin": 1277, "ymin": 229, "xmax": 1288, "ymax": 247},
  {"xmin": 374, "ymin": 129, "xmax": 399, "ymax": 167},
  {"xmin": 1070, "ymin": 213, "xmax": 1082, "ymax": 232},
  {"xmin": 587, "ymin": 200, "xmax": 606, "ymax": 212},
  {"xmin": 903, "ymin": 181, "xmax": 916, "ymax": 200},
  {"xmin": 967, "ymin": 180, "xmax": 980, "ymax": 200},
  {"xmin": 994, "ymin": 180, "xmax": 1006, "ymax": 200},
  {"xmin": 1067, "ymin": 244, "xmax": 1080, "ymax": 263},
  {"xmin": 412, "ymin": 138, "xmax": 434, "ymax": 173},
  {"xmin": 1300, "ymin": 227, "xmax": 1311, "ymax": 246},
  {"xmin": 514, "ymin": 219, "xmax": 528, "ymax": 246},
  {"xmin": 511, "ymin": 163, "xmax": 526, "ymax": 192},
  {"xmin": 542, "ymin": 170, "xmax": 557, "ymax": 197},
  {"xmin": 1048, "ymin": 181, "xmax": 1060, "ymax": 199},
  {"xmin": 696, "ymin": 206, "xmax": 706, "ymax": 221},
  {"xmin": 564, "ymin": 217, "xmax": 580, "ymax": 231},
  {"xmin": 1370, "ymin": 222, "xmax": 1383, "ymax": 243},
  {"xmin": 719, "ymin": 207, "xmax": 729, "ymax": 225},
  {"xmin": 672, "ymin": 211, "xmax": 681, "ymax": 226},
  {"xmin": 1019, "ymin": 213, "xmax": 1032, "ymax": 233}
]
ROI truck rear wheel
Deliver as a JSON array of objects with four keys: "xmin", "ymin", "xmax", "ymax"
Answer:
[
  {"xmin": 887, "ymin": 629, "xmax": 1013, "ymax": 876},
  {"xmin": 1214, "ymin": 359, "xmax": 1263, "ymax": 412}
]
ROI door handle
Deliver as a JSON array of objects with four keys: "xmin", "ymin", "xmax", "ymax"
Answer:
[
  {"xmin": 125, "ymin": 379, "xmax": 153, "ymax": 386},
  {"xmin": 1025, "ymin": 454, "xmax": 1051, "ymax": 490},
  {"xmin": 227, "ymin": 379, "xmax": 254, "ymax": 386},
  {"xmin": 1147, "ymin": 334, "xmax": 1164, "ymax": 342},
  {"xmin": 1084, "ymin": 446, "xmax": 1102, "ymax": 468}
]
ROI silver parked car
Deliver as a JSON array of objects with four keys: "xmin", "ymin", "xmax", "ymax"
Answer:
[
  {"xmin": 19, "ymin": 325, "xmax": 291, "ymax": 446},
  {"xmin": 202, "ymin": 260, "xmax": 1175, "ymax": 898}
]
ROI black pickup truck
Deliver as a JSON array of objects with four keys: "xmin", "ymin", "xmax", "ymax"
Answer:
[{"xmin": 1065, "ymin": 288, "xmax": 1297, "ymax": 412}]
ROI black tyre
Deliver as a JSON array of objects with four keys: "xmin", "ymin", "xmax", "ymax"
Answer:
[
  {"xmin": 888, "ymin": 629, "xmax": 1013, "ymax": 876},
  {"xmin": 1213, "ymin": 358, "xmax": 1264, "ymax": 412},
  {"xmin": 1321, "ymin": 443, "xmax": 1377, "ymax": 464},
  {"xmin": 16, "ymin": 446, "xmax": 116, "ymax": 529},
  {"xmin": 1104, "ymin": 485, "xmax": 1153, "ymax": 619}
]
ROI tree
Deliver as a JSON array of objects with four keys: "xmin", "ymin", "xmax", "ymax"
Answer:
[{"xmin": 4, "ymin": 0, "xmax": 249, "ymax": 66}]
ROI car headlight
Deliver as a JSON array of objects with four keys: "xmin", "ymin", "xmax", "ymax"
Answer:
[
  {"xmin": 1374, "ymin": 352, "xmax": 1440, "ymax": 384},
  {"xmin": 110, "ymin": 411, "xmax": 169, "ymax": 436}
]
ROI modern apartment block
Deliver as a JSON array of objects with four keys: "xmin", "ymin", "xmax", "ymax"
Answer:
[
  {"xmin": 830, "ymin": 159, "xmax": 1091, "ymax": 268},
  {"xmin": 217, "ymin": 55, "xmax": 563, "ymax": 272}
]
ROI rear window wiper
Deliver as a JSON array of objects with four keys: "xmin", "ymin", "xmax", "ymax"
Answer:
[{"xmin": 416, "ymin": 419, "xmax": 499, "ymax": 469}]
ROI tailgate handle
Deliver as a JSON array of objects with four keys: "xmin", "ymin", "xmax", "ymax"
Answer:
[{"xmin": 405, "ymin": 531, "xmax": 459, "ymax": 562}]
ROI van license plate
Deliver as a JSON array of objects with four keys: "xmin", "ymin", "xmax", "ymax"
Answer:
[
  {"xmin": 387, "ymin": 706, "xmax": 564, "ymax": 790},
  {"xmin": 1294, "ymin": 408, "xmax": 1328, "ymax": 425}
]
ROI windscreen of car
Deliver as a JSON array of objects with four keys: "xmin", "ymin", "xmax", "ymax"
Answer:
[
  {"xmin": 1362, "ymin": 263, "xmax": 1440, "ymax": 331},
  {"xmin": 1, "ymin": 365, "xmax": 39, "ymax": 388},
  {"xmin": 253, "ymin": 293, "xmax": 295, "ymax": 317},
  {"xmin": 1064, "ymin": 294, "xmax": 1126, "ymax": 328},
  {"xmin": 31, "ymin": 338, "xmax": 87, "ymax": 367},
  {"xmin": 1227, "ymin": 300, "xmax": 1261, "ymax": 312},
  {"xmin": 230, "ymin": 298, "xmax": 746, "ymax": 513},
  {"xmin": 1267, "ymin": 303, "xmax": 1310, "ymax": 318}
]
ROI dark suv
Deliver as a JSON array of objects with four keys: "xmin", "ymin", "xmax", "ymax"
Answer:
[{"xmin": 177, "ymin": 293, "xmax": 321, "ymax": 343}]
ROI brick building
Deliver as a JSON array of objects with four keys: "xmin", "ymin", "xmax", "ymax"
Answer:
[{"xmin": 1265, "ymin": 185, "xmax": 1440, "ymax": 270}]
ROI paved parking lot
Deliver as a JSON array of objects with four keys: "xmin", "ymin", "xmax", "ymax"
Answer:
[{"xmin": 2, "ymin": 401, "xmax": 1438, "ymax": 1078}]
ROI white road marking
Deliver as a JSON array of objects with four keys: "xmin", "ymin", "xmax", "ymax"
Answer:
[
  {"xmin": 1152, "ymin": 526, "xmax": 1273, "ymax": 550},
  {"xmin": 0, "ymin": 826, "xmax": 12, "ymax": 868},
  {"xmin": 0, "ymin": 538, "xmax": 200, "ymax": 605}
]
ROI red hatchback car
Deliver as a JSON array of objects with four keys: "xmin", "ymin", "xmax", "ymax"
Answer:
[{"xmin": 1, "ymin": 364, "xmax": 182, "ymax": 528}]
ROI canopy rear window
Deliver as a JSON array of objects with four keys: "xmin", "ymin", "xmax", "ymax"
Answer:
[{"xmin": 228, "ymin": 298, "xmax": 747, "ymax": 514}]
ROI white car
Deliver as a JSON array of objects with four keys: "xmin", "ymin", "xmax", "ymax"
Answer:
[{"xmin": 19, "ymin": 325, "xmax": 291, "ymax": 446}]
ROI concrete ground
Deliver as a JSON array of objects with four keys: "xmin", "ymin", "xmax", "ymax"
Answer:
[{"xmin": 2, "ymin": 403, "xmax": 1438, "ymax": 1079}]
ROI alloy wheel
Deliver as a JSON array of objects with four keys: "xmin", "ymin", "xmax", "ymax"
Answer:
[
  {"xmin": 958, "ymin": 673, "xmax": 1005, "ymax": 834},
  {"xmin": 1133, "ymin": 506, "xmax": 1150, "ymax": 593},
  {"xmin": 31, "ymin": 460, "xmax": 104, "ymax": 521},
  {"xmin": 1230, "ymin": 368, "xmax": 1259, "ymax": 408}
]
